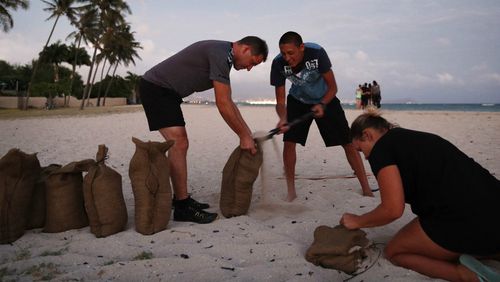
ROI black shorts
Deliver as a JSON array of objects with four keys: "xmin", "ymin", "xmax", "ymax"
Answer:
[
  {"xmin": 284, "ymin": 95, "xmax": 351, "ymax": 147},
  {"xmin": 139, "ymin": 78, "xmax": 185, "ymax": 131}
]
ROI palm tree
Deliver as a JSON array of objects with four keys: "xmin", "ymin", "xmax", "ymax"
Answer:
[
  {"xmin": 64, "ymin": 43, "xmax": 90, "ymax": 105},
  {"xmin": 78, "ymin": 0, "xmax": 131, "ymax": 110},
  {"xmin": 66, "ymin": 3, "xmax": 97, "ymax": 105},
  {"xmin": 24, "ymin": 0, "xmax": 77, "ymax": 110},
  {"xmin": 102, "ymin": 23, "xmax": 141, "ymax": 106},
  {"xmin": 39, "ymin": 41, "xmax": 69, "ymax": 83},
  {"xmin": 125, "ymin": 71, "xmax": 140, "ymax": 104},
  {"xmin": 0, "ymin": 0, "xmax": 29, "ymax": 32}
]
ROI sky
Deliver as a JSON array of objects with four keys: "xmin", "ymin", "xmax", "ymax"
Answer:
[{"xmin": 1, "ymin": 0, "xmax": 500, "ymax": 103}]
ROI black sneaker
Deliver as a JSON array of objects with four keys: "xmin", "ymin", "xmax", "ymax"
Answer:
[
  {"xmin": 172, "ymin": 195, "xmax": 210, "ymax": 210},
  {"xmin": 173, "ymin": 205, "xmax": 218, "ymax": 224}
]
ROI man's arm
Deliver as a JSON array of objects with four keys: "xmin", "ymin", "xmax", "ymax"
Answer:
[
  {"xmin": 312, "ymin": 70, "xmax": 338, "ymax": 117},
  {"xmin": 213, "ymin": 80, "xmax": 256, "ymax": 154},
  {"xmin": 275, "ymin": 85, "xmax": 287, "ymax": 130}
]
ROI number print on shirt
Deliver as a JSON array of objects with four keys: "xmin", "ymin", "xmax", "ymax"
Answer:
[{"xmin": 305, "ymin": 59, "xmax": 318, "ymax": 70}]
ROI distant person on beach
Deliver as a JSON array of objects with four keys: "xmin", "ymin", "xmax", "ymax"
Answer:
[
  {"xmin": 270, "ymin": 31, "xmax": 373, "ymax": 202},
  {"xmin": 361, "ymin": 83, "xmax": 370, "ymax": 109},
  {"xmin": 355, "ymin": 84, "xmax": 362, "ymax": 109},
  {"xmin": 371, "ymin": 80, "xmax": 381, "ymax": 108},
  {"xmin": 340, "ymin": 110, "xmax": 500, "ymax": 281},
  {"xmin": 139, "ymin": 36, "xmax": 268, "ymax": 224}
]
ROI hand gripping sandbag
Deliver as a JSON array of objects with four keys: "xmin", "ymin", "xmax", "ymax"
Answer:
[
  {"xmin": 43, "ymin": 159, "xmax": 94, "ymax": 233},
  {"xmin": 219, "ymin": 144, "xmax": 263, "ymax": 218},
  {"xmin": 305, "ymin": 225, "xmax": 370, "ymax": 274},
  {"xmin": 0, "ymin": 149, "xmax": 41, "ymax": 244},
  {"xmin": 84, "ymin": 145, "xmax": 127, "ymax": 238},
  {"xmin": 26, "ymin": 164, "xmax": 61, "ymax": 230},
  {"xmin": 129, "ymin": 137, "xmax": 174, "ymax": 235}
]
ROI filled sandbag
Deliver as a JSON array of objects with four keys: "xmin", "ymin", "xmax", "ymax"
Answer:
[
  {"xmin": 84, "ymin": 145, "xmax": 127, "ymax": 238},
  {"xmin": 26, "ymin": 164, "xmax": 61, "ymax": 230},
  {"xmin": 43, "ymin": 159, "xmax": 94, "ymax": 233},
  {"xmin": 0, "ymin": 149, "xmax": 41, "ymax": 244},
  {"xmin": 129, "ymin": 137, "xmax": 174, "ymax": 235},
  {"xmin": 219, "ymin": 144, "xmax": 263, "ymax": 218},
  {"xmin": 305, "ymin": 225, "xmax": 370, "ymax": 274}
]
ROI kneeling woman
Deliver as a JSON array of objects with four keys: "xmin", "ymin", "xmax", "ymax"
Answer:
[{"xmin": 340, "ymin": 111, "xmax": 500, "ymax": 281}]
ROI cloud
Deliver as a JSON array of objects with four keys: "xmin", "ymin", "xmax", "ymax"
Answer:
[
  {"xmin": 436, "ymin": 37, "xmax": 451, "ymax": 46},
  {"xmin": 483, "ymin": 73, "xmax": 500, "ymax": 84},
  {"xmin": 437, "ymin": 72, "xmax": 454, "ymax": 84},
  {"xmin": 354, "ymin": 50, "xmax": 368, "ymax": 61},
  {"xmin": 140, "ymin": 39, "xmax": 155, "ymax": 54},
  {"xmin": 0, "ymin": 34, "xmax": 38, "ymax": 65}
]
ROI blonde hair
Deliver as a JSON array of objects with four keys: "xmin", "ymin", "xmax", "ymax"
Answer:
[{"xmin": 351, "ymin": 108, "xmax": 396, "ymax": 140}]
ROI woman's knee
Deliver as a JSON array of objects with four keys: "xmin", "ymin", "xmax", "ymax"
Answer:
[{"xmin": 384, "ymin": 240, "xmax": 401, "ymax": 265}]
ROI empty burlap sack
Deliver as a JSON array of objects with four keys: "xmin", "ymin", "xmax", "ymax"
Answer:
[
  {"xmin": 0, "ymin": 149, "xmax": 41, "ymax": 244},
  {"xmin": 43, "ymin": 159, "xmax": 94, "ymax": 233},
  {"xmin": 305, "ymin": 225, "xmax": 370, "ymax": 274},
  {"xmin": 84, "ymin": 145, "xmax": 127, "ymax": 238},
  {"xmin": 26, "ymin": 164, "xmax": 62, "ymax": 230},
  {"xmin": 129, "ymin": 137, "xmax": 174, "ymax": 235},
  {"xmin": 219, "ymin": 144, "xmax": 263, "ymax": 218}
]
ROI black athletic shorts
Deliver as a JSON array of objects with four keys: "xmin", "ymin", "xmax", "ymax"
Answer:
[
  {"xmin": 139, "ymin": 78, "xmax": 185, "ymax": 131},
  {"xmin": 284, "ymin": 95, "xmax": 351, "ymax": 147}
]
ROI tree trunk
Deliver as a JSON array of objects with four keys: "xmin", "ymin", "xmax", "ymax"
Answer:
[
  {"xmin": 103, "ymin": 63, "xmax": 119, "ymax": 106},
  {"xmin": 96, "ymin": 58, "xmax": 108, "ymax": 106},
  {"xmin": 67, "ymin": 36, "xmax": 82, "ymax": 107},
  {"xmin": 98, "ymin": 61, "xmax": 113, "ymax": 106},
  {"xmin": 86, "ymin": 58, "xmax": 101, "ymax": 107},
  {"xmin": 80, "ymin": 46, "xmax": 98, "ymax": 110},
  {"xmin": 24, "ymin": 14, "xmax": 60, "ymax": 110}
]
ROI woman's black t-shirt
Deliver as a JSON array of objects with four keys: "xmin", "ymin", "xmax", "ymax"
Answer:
[{"xmin": 368, "ymin": 128, "xmax": 500, "ymax": 255}]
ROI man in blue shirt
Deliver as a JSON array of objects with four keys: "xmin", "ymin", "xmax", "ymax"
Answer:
[{"xmin": 270, "ymin": 31, "xmax": 373, "ymax": 201}]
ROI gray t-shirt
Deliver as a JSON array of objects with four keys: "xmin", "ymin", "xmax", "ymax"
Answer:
[{"xmin": 142, "ymin": 40, "xmax": 233, "ymax": 98}]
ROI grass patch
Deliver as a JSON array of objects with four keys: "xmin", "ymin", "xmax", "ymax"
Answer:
[
  {"xmin": 15, "ymin": 248, "xmax": 31, "ymax": 261},
  {"xmin": 24, "ymin": 262, "xmax": 61, "ymax": 280},
  {"xmin": 0, "ymin": 267, "xmax": 17, "ymax": 279},
  {"xmin": 0, "ymin": 105, "xmax": 143, "ymax": 120},
  {"xmin": 133, "ymin": 251, "xmax": 153, "ymax": 260},
  {"xmin": 40, "ymin": 247, "xmax": 68, "ymax": 257}
]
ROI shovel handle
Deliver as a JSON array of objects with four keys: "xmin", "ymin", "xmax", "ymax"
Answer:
[{"xmin": 263, "ymin": 111, "xmax": 315, "ymax": 140}]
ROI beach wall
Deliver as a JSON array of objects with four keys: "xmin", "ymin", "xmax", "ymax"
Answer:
[{"xmin": 0, "ymin": 96, "xmax": 127, "ymax": 109}]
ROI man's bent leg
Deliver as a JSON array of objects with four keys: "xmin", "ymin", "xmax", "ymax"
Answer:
[
  {"xmin": 159, "ymin": 126, "xmax": 189, "ymax": 200},
  {"xmin": 342, "ymin": 143, "xmax": 373, "ymax": 197},
  {"xmin": 283, "ymin": 141, "xmax": 297, "ymax": 202}
]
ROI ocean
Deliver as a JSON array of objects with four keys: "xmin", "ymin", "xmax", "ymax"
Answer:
[
  {"xmin": 234, "ymin": 102, "xmax": 500, "ymax": 112},
  {"xmin": 339, "ymin": 103, "xmax": 500, "ymax": 112}
]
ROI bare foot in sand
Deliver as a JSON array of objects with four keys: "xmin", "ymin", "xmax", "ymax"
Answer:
[
  {"xmin": 286, "ymin": 193, "xmax": 297, "ymax": 202},
  {"xmin": 363, "ymin": 191, "xmax": 374, "ymax": 197}
]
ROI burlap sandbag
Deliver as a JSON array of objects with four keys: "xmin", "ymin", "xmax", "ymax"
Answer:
[
  {"xmin": 219, "ymin": 144, "xmax": 263, "ymax": 218},
  {"xmin": 26, "ymin": 164, "xmax": 62, "ymax": 230},
  {"xmin": 84, "ymin": 145, "xmax": 127, "ymax": 238},
  {"xmin": 43, "ymin": 159, "xmax": 94, "ymax": 233},
  {"xmin": 0, "ymin": 149, "xmax": 41, "ymax": 244},
  {"xmin": 305, "ymin": 225, "xmax": 370, "ymax": 274},
  {"xmin": 129, "ymin": 137, "xmax": 174, "ymax": 235}
]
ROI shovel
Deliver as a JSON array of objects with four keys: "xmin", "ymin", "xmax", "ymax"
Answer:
[{"xmin": 255, "ymin": 111, "xmax": 315, "ymax": 142}]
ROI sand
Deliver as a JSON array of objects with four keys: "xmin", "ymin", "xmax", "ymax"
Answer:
[{"xmin": 1, "ymin": 105, "xmax": 499, "ymax": 281}]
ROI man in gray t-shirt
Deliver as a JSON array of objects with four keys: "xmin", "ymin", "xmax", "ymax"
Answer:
[{"xmin": 139, "ymin": 36, "xmax": 268, "ymax": 224}]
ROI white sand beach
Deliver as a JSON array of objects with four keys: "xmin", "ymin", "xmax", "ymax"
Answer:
[{"xmin": 1, "ymin": 105, "xmax": 499, "ymax": 281}]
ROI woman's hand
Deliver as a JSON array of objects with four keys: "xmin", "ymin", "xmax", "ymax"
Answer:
[{"xmin": 340, "ymin": 213, "xmax": 361, "ymax": 230}]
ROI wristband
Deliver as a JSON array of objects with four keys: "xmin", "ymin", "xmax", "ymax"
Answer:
[{"xmin": 319, "ymin": 101, "xmax": 326, "ymax": 109}]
